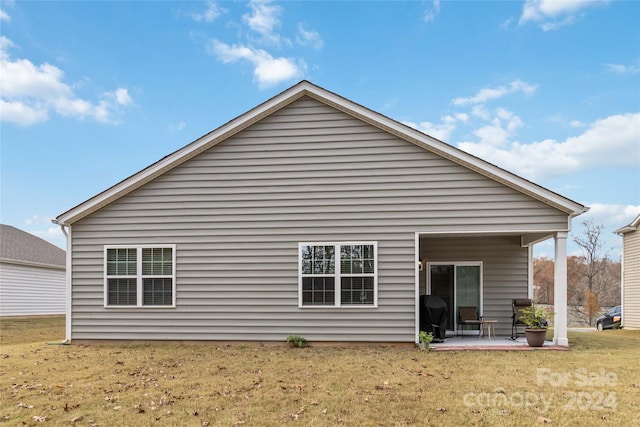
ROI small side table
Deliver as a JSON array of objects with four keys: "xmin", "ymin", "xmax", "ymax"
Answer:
[{"xmin": 483, "ymin": 320, "xmax": 497, "ymax": 340}]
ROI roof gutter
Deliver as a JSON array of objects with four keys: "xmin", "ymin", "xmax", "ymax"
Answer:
[{"xmin": 615, "ymin": 226, "xmax": 636, "ymax": 235}]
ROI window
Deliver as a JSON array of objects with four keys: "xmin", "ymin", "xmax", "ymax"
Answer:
[
  {"xmin": 104, "ymin": 245, "xmax": 176, "ymax": 307},
  {"xmin": 299, "ymin": 242, "xmax": 377, "ymax": 307}
]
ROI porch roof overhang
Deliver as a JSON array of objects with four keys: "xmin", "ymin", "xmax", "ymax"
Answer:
[{"xmin": 416, "ymin": 230, "xmax": 563, "ymax": 248}]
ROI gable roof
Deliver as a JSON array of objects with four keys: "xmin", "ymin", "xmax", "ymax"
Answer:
[
  {"xmin": 615, "ymin": 213, "xmax": 640, "ymax": 235},
  {"xmin": 54, "ymin": 80, "xmax": 587, "ymax": 226},
  {"xmin": 0, "ymin": 224, "xmax": 66, "ymax": 268}
]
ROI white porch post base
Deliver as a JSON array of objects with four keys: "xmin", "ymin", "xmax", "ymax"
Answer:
[{"xmin": 553, "ymin": 232, "xmax": 569, "ymax": 347}]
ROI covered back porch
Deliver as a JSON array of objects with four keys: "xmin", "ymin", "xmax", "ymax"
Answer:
[{"xmin": 414, "ymin": 230, "xmax": 569, "ymax": 347}]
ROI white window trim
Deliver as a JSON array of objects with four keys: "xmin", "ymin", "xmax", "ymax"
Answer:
[
  {"xmin": 104, "ymin": 244, "xmax": 177, "ymax": 308},
  {"xmin": 298, "ymin": 241, "xmax": 378, "ymax": 308}
]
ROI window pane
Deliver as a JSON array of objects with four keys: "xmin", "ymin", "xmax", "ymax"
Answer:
[
  {"xmin": 302, "ymin": 277, "xmax": 335, "ymax": 306},
  {"xmin": 341, "ymin": 244, "xmax": 374, "ymax": 275},
  {"xmin": 363, "ymin": 259, "xmax": 375, "ymax": 274},
  {"xmin": 456, "ymin": 265, "xmax": 480, "ymax": 308},
  {"xmin": 302, "ymin": 245, "xmax": 334, "ymax": 274},
  {"xmin": 301, "ymin": 245, "xmax": 313, "ymax": 274},
  {"xmin": 108, "ymin": 278, "xmax": 137, "ymax": 305},
  {"xmin": 107, "ymin": 248, "xmax": 137, "ymax": 275},
  {"xmin": 142, "ymin": 248, "xmax": 173, "ymax": 275},
  {"xmin": 340, "ymin": 277, "xmax": 374, "ymax": 305},
  {"xmin": 143, "ymin": 278, "xmax": 173, "ymax": 306}
]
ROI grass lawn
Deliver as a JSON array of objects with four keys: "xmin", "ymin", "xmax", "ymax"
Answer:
[{"xmin": 1, "ymin": 317, "xmax": 639, "ymax": 426}]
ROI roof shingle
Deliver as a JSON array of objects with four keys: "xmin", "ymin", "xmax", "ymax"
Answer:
[{"xmin": 0, "ymin": 224, "xmax": 65, "ymax": 267}]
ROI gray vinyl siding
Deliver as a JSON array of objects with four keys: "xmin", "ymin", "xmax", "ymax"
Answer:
[
  {"xmin": 419, "ymin": 236, "xmax": 528, "ymax": 336},
  {"xmin": 0, "ymin": 262, "xmax": 65, "ymax": 316},
  {"xmin": 622, "ymin": 230, "xmax": 640, "ymax": 329},
  {"xmin": 69, "ymin": 96, "xmax": 570, "ymax": 341}
]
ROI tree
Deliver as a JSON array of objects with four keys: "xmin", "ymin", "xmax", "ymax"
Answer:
[
  {"xmin": 533, "ymin": 253, "xmax": 620, "ymax": 327},
  {"xmin": 567, "ymin": 256, "xmax": 587, "ymax": 306},
  {"xmin": 583, "ymin": 290, "xmax": 600, "ymax": 326},
  {"xmin": 572, "ymin": 220, "xmax": 616, "ymax": 326},
  {"xmin": 533, "ymin": 257, "xmax": 554, "ymax": 304}
]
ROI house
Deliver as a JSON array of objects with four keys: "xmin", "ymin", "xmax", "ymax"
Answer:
[
  {"xmin": 0, "ymin": 224, "xmax": 66, "ymax": 316},
  {"xmin": 53, "ymin": 81, "xmax": 587, "ymax": 345},
  {"xmin": 615, "ymin": 213, "xmax": 640, "ymax": 329}
]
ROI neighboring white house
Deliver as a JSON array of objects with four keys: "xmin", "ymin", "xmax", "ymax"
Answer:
[
  {"xmin": 615, "ymin": 214, "xmax": 640, "ymax": 330},
  {"xmin": 0, "ymin": 224, "xmax": 66, "ymax": 316},
  {"xmin": 53, "ymin": 81, "xmax": 587, "ymax": 345}
]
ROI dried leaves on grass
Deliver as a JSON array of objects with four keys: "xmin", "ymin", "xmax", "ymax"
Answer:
[{"xmin": 1, "ymin": 317, "xmax": 640, "ymax": 426}]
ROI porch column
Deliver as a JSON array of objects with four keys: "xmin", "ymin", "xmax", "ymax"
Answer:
[{"xmin": 553, "ymin": 231, "xmax": 569, "ymax": 347}]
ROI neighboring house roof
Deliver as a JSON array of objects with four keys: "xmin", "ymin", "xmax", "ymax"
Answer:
[
  {"xmin": 54, "ymin": 80, "xmax": 587, "ymax": 225},
  {"xmin": 0, "ymin": 224, "xmax": 66, "ymax": 269},
  {"xmin": 615, "ymin": 213, "xmax": 640, "ymax": 235}
]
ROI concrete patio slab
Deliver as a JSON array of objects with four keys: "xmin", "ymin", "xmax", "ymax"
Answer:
[{"xmin": 429, "ymin": 336, "xmax": 570, "ymax": 351}]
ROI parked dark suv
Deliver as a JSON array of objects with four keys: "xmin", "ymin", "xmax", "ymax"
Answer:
[{"xmin": 596, "ymin": 305, "xmax": 621, "ymax": 331}]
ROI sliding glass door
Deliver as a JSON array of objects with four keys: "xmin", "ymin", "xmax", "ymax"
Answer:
[{"xmin": 427, "ymin": 263, "xmax": 482, "ymax": 331}]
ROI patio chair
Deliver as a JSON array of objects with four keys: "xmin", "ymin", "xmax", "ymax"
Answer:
[
  {"xmin": 511, "ymin": 298, "xmax": 532, "ymax": 339},
  {"xmin": 457, "ymin": 306, "xmax": 482, "ymax": 338}
]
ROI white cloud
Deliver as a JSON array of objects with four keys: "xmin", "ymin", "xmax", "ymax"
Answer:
[
  {"xmin": 208, "ymin": 39, "xmax": 304, "ymax": 88},
  {"xmin": 190, "ymin": 1, "xmax": 223, "ymax": 23},
  {"xmin": 603, "ymin": 62, "xmax": 639, "ymax": 75},
  {"xmin": 25, "ymin": 214, "xmax": 52, "ymax": 226},
  {"xmin": 243, "ymin": 0, "xmax": 282, "ymax": 45},
  {"xmin": 111, "ymin": 88, "xmax": 133, "ymax": 106},
  {"xmin": 296, "ymin": 23, "xmax": 323, "ymax": 50},
  {"xmin": 458, "ymin": 112, "xmax": 640, "ymax": 180},
  {"xmin": 473, "ymin": 109, "xmax": 523, "ymax": 148},
  {"xmin": 169, "ymin": 120, "xmax": 186, "ymax": 132},
  {"xmin": 403, "ymin": 113, "xmax": 469, "ymax": 142},
  {"xmin": 452, "ymin": 80, "xmax": 537, "ymax": 106},
  {"xmin": 404, "ymin": 120, "xmax": 454, "ymax": 142},
  {"xmin": 519, "ymin": 0, "xmax": 609, "ymax": 30},
  {"xmin": 584, "ymin": 204, "xmax": 640, "ymax": 226},
  {"xmin": 32, "ymin": 226, "xmax": 64, "ymax": 239},
  {"xmin": 471, "ymin": 104, "xmax": 490, "ymax": 120},
  {"xmin": 474, "ymin": 125, "xmax": 509, "ymax": 147},
  {"xmin": 539, "ymin": 15, "xmax": 577, "ymax": 31},
  {"xmin": 0, "ymin": 99, "xmax": 48, "ymax": 126},
  {"xmin": 454, "ymin": 113, "xmax": 469, "ymax": 123},
  {"xmin": 500, "ymin": 17, "xmax": 514, "ymax": 29},
  {"xmin": 0, "ymin": 0, "xmax": 12, "ymax": 22},
  {"xmin": 0, "ymin": 36, "xmax": 133, "ymax": 126},
  {"xmin": 207, "ymin": 1, "xmax": 311, "ymax": 88},
  {"xmin": 424, "ymin": 0, "xmax": 441, "ymax": 23}
]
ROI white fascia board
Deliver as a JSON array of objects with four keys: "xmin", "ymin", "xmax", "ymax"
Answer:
[
  {"xmin": 615, "ymin": 226, "xmax": 636, "ymax": 235},
  {"xmin": 615, "ymin": 216, "xmax": 640, "ymax": 235},
  {"xmin": 615, "ymin": 213, "xmax": 640, "ymax": 235}
]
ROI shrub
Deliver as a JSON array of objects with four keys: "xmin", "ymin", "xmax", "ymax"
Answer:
[{"xmin": 286, "ymin": 335, "xmax": 308, "ymax": 348}]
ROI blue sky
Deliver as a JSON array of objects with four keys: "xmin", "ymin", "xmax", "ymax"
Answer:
[{"xmin": 1, "ymin": 0, "xmax": 638, "ymax": 258}]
